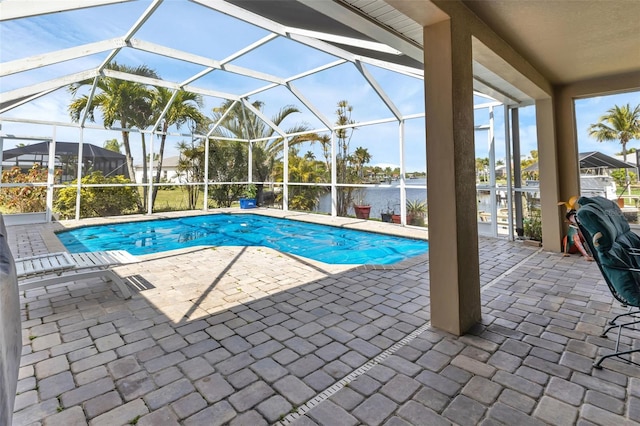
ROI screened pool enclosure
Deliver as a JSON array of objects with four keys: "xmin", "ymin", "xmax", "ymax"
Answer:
[{"xmin": 0, "ymin": 0, "xmax": 530, "ymax": 238}]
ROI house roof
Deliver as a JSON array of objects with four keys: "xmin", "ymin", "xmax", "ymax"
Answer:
[
  {"xmin": 579, "ymin": 151, "xmax": 635, "ymax": 170},
  {"xmin": 2, "ymin": 141, "xmax": 125, "ymax": 162},
  {"xmin": 523, "ymin": 151, "xmax": 635, "ymax": 173}
]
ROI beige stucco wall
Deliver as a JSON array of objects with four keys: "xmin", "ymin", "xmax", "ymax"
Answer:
[
  {"xmin": 555, "ymin": 71, "xmax": 640, "ymax": 206},
  {"xmin": 423, "ymin": 1, "xmax": 638, "ymax": 334}
]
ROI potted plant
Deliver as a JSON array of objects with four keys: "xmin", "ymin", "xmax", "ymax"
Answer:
[
  {"xmin": 381, "ymin": 201, "xmax": 395, "ymax": 223},
  {"xmin": 523, "ymin": 208, "xmax": 542, "ymax": 245},
  {"xmin": 406, "ymin": 199, "xmax": 427, "ymax": 226},
  {"xmin": 240, "ymin": 184, "xmax": 257, "ymax": 209},
  {"xmin": 353, "ymin": 191, "xmax": 371, "ymax": 219}
]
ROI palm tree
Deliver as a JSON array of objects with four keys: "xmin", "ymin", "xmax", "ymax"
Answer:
[
  {"xmin": 150, "ymin": 88, "xmax": 205, "ymax": 209},
  {"xmin": 68, "ymin": 62, "xmax": 159, "ymax": 210},
  {"xmin": 176, "ymin": 139, "xmax": 205, "ymax": 210},
  {"xmin": 317, "ymin": 134, "xmax": 331, "ymax": 174},
  {"xmin": 281, "ymin": 148, "xmax": 324, "ymax": 211},
  {"xmin": 384, "ymin": 166, "xmax": 392, "ymax": 179},
  {"xmin": 210, "ymin": 99, "xmax": 319, "ymax": 205},
  {"xmin": 128, "ymin": 86, "xmax": 156, "ymax": 210},
  {"xmin": 373, "ymin": 166, "xmax": 383, "ymax": 181},
  {"xmin": 476, "ymin": 157, "xmax": 490, "ymax": 182},
  {"xmin": 103, "ymin": 139, "xmax": 122, "ymax": 153},
  {"xmin": 589, "ymin": 103, "xmax": 640, "ymax": 163},
  {"xmin": 589, "ymin": 103, "xmax": 640, "ymax": 192},
  {"xmin": 335, "ymin": 100, "xmax": 357, "ymax": 216},
  {"xmin": 352, "ymin": 146, "xmax": 371, "ymax": 178}
]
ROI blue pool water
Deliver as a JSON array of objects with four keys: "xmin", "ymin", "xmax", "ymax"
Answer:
[{"xmin": 56, "ymin": 214, "xmax": 429, "ymax": 265}]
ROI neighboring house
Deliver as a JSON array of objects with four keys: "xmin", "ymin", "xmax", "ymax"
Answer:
[
  {"xmin": 134, "ymin": 156, "xmax": 185, "ymax": 184},
  {"xmin": 2, "ymin": 141, "xmax": 127, "ymax": 182},
  {"xmin": 522, "ymin": 151, "xmax": 631, "ymax": 200},
  {"xmin": 612, "ymin": 153, "xmax": 639, "ymax": 176}
]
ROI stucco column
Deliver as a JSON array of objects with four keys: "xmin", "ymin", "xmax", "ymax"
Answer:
[
  {"xmin": 553, "ymin": 71, "xmax": 640, "ymax": 221},
  {"xmin": 552, "ymin": 86, "xmax": 581, "ymax": 241},
  {"xmin": 554, "ymin": 88, "xmax": 580, "ymax": 203},
  {"xmin": 424, "ymin": 18, "xmax": 481, "ymax": 335},
  {"xmin": 536, "ymin": 98, "xmax": 563, "ymax": 251}
]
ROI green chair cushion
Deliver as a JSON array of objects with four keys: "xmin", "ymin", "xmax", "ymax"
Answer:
[{"xmin": 577, "ymin": 196, "xmax": 640, "ymax": 306}]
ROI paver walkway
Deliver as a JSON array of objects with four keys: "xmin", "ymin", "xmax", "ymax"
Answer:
[{"xmin": 7, "ymin": 211, "xmax": 640, "ymax": 425}]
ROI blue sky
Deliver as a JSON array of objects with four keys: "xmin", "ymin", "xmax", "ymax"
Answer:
[{"xmin": 1, "ymin": 1, "xmax": 638, "ymax": 173}]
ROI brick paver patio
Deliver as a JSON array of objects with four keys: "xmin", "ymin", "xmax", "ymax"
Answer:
[{"xmin": 7, "ymin": 210, "xmax": 640, "ymax": 425}]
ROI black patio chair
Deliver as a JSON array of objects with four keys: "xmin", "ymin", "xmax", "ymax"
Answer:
[{"xmin": 575, "ymin": 196, "xmax": 640, "ymax": 369}]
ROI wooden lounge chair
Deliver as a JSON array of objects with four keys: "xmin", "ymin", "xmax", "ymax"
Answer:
[{"xmin": 15, "ymin": 250, "xmax": 137, "ymax": 299}]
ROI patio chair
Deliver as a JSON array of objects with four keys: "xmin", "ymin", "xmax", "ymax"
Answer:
[
  {"xmin": 575, "ymin": 196, "xmax": 640, "ymax": 369},
  {"xmin": 15, "ymin": 250, "xmax": 137, "ymax": 299}
]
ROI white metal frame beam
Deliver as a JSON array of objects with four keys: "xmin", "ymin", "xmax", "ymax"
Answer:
[
  {"xmin": 296, "ymin": 0, "xmax": 423, "ymax": 63},
  {"xmin": 286, "ymin": 83, "xmax": 333, "ymax": 129},
  {"xmin": 1, "ymin": 69, "xmax": 99, "ymax": 108},
  {"xmin": 130, "ymin": 38, "xmax": 285, "ymax": 85},
  {"xmin": 0, "ymin": 0, "xmax": 134, "ymax": 21},
  {"xmin": 355, "ymin": 60, "xmax": 402, "ymax": 120},
  {"xmin": 286, "ymin": 27, "xmax": 402, "ymax": 55},
  {"xmin": 193, "ymin": 0, "xmax": 287, "ymax": 36},
  {"xmin": 0, "ymin": 38, "xmax": 124, "ymax": 77},
  {"xmin": 0, "ymin": 0, "xmax": 510, "ymax": 225},
  {"xmin": 1, "ymin": 0, "xmax": 428, "ymax": 124},
  {"xmin": 0, "ymin": 89, "xmax": 57, "ymax": 115},
  {"xmin": 97, "ymin": 0, "xmax": 163, "ymax": 72}
]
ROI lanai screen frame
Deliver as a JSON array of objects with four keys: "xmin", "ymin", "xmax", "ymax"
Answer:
[{"xmin": 0, "ymin": 0, "xmax": 510, "ymax": 231}]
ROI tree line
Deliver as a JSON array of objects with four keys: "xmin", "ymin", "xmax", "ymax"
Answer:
[
  {"xmin": 63, "ymin": 63, "xmax": 376, "ymax": 216},
  {"xmin": 10, "ymin": 62, "xmax": 634, "ymax": 218}
]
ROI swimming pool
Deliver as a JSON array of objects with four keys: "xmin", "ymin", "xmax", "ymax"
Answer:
[{"xmin": 56, "ymin": 214, "xmax": 429, "ymax": 265}]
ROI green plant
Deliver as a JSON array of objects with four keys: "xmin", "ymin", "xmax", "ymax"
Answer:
[
  {"xmin": 406, "ymin": 199, "xmax": 427, "ymax": 215},
  {"xmin": 54, "ymin": 171, "xmax": 139, "ymax": 219},
  {"xmin": 611, "ymin": 169, "xmax": 637, "ymax": 188},
  {"xmin": 524, "ymin": 209, "xmax": 543, "ymax": 241},
  {"xmin": 276, "ymin": 147, "xmax": 326, "ymax": 211},
  {"xmin": 335, "ymin": 100, "xmax": 361, "ymax": 216},
  {"xmin": 0, "ymin": 165, "xmax": 62, "ymax": 213},
  {"xmin": 242, "ymin": 183, "xmax": 257, "ymax": 199},
  {"xmin": 406, "ymin": 199, "xmax": 427, "ymax": 226}
]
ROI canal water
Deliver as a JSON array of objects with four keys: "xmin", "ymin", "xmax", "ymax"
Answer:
[{"xmin": 316, "ymin": 178, "xmax": 495, "ymax": 219}]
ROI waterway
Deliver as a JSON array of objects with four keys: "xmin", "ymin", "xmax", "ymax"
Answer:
[{"xmin": 316, "ymin": 178, "xmax": 496, "ymax": 220}]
